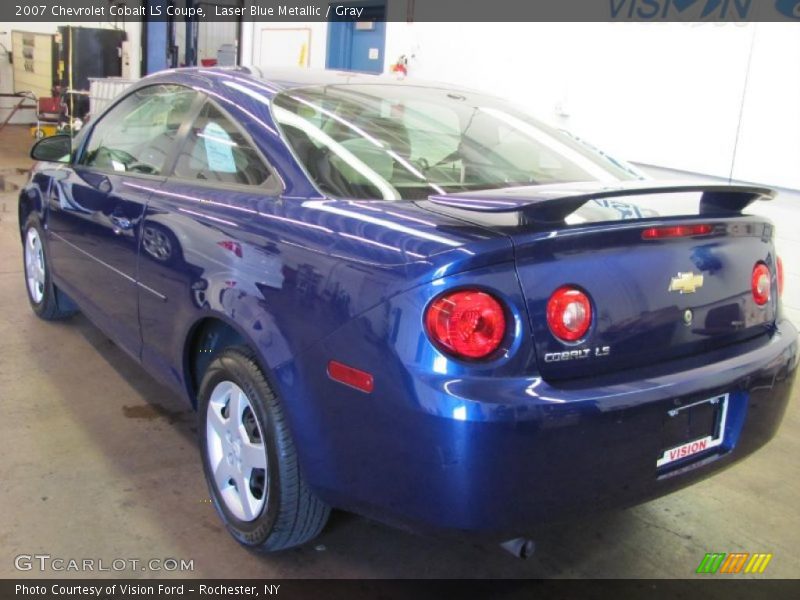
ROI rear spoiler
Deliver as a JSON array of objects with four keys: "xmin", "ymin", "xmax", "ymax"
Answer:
[{"xmin": 425, "ymin": 181, "xmax": 775, "ymax": 225}]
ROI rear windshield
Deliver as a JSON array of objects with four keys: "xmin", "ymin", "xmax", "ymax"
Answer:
[{"xmin": 272, "ymin": 84, "xmax": 641, "ymax": 200}]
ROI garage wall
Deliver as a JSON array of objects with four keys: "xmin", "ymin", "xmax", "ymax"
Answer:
[
  {"xmin": 175, "ymin": 20, "xmax": 237, "ymax": 65},
  {"xmin": 729, "ymin": 25, "xmax": 800, "ymax": 191},
  {"xmin": 0, "ymin": 21, "xmax": 141, "ymax": 123},
  {"xmin": 383, "ymin": 22, "xmax": 800, "ymax": 190},
  {"xmin": 0, "ymin": 23, "xmax": 60, "ymax": 123},
  {"xmin": 242, "ymin": 21, "xmax": 799, "ymax": 191},
  {"xmin": 243, "ymin": 21, "xmax": 329, "ymax": 70}
]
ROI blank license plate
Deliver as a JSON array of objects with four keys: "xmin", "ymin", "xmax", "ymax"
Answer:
[{"xmin": 657, "ymin": 394, "xmax": 728, "ymax": 468}]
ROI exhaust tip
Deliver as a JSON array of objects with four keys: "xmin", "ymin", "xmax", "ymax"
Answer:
[{"xmin": 499, "ymin": 537, "xmax": 535, "ymax": 559}]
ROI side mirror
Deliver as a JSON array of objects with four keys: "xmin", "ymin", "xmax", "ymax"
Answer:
[{"xmin": 30, "ymin": 134, "xmax": 72, "ymax": 163}]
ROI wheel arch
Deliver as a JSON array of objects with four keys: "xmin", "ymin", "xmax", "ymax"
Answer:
[
  {"xmin": 181, "ymin": 312, "xmax": 280, "ymax": 410},
  {"xmin": 18, "ymin": 186, "xmax": 44, "ymax": 241}
]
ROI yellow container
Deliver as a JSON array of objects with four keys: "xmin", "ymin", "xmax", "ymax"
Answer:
[{"xmin": 31, "ymin": 124, "xmax": 59, "ymax": 139}]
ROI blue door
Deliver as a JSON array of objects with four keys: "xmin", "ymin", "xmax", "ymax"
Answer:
[
  {"xmin": 47, "ymin": 167, "xmax": 157, "ymax": 358},
  {"xmin": 136, "ymin": 98, "xmax": 284, "ymax": 392},
  {"xmin": 326, "ymin": 2, "xmax": 386, "ymax": 74},
  {"xmin": 47, "ymin": 85, "xmax": 200, "ymax": 357}
]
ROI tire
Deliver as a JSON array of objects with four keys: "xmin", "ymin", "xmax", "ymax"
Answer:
[
  {"xmin": 22, "ymin": 216, "xmax": 77, "ymax": 321},
  {"xmin": 198, "ymin": 346, "xmax": 330, "ymax": 551}
]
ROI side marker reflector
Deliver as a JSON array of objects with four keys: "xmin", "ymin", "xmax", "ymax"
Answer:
[{"xmin": 328, "ymin": 360, "xmax": 374, "ymax": 393}]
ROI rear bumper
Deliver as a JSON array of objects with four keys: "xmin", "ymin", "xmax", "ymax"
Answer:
[{"xmin": 290, "ymin": 319, "xmax": 798, "ymax": 536}]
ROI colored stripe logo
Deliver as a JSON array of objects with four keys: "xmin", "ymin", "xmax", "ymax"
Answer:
[{"xmin": 696, "ymin": 553, "xmax": 773, "ymax": 574}]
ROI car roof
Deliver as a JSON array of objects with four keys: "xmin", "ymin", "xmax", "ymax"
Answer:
[
  {"xmin": 248, "ymin": 66, "xmax": 412, "ymax": 90},
  {"xmin": 144, "ymin": 66, "xmax": 487, "ymax": 96}
]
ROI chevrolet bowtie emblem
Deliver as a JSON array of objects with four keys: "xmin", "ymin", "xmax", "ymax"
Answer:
[{"xmin": 669, "ymin": 272, "xmax": 704, "ymax": 294}]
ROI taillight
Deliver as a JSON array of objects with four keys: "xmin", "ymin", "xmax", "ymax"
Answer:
[
  {"xmin": 425, "ymin": 290, "xmax": 506, "ymax": 359},
  {"xmin": 547, "ymin": 286, "xmax": 593, "ymax": 342},
  {"xmin": 642, "ymin": 224, "xmax": 713, "ymax": 239},
  {"xmin": 777, "ymin": 256, "xmax": 784, "ymax": 297},
  {"xmin": 217, "ymin": 240, "xmax": 243, "ymax": 258},
  {"xmin": 752, "ymin": 263, "xmax": 771, "ymax": 306}
]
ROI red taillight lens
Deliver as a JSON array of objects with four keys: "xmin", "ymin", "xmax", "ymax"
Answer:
[
  {"xmin": 217, "ymin": 240, "xmax": 243, "ymax": 258},
  {"xmin": 777, "ymin": 256, "xmax": 784, "ymax": 297},
  {"xmin": 425, "ymin": 290, "xmax": 506, "ymax": 359},
  {"xmin": 752, "ymin": 263, "xmax": 771, "ymax": 306},
  {"xmin": 642, "ymin": 224, "xmax": 713, "ymax": 240},
  {"xmin": 547, "ymin": 286, "xmax": 593, "ymax": 342}
]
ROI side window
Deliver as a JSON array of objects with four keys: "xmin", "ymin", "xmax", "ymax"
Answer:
[
  {"xmin": 173, "ymin": 101, "xmax": 277, "ymax": 189},
  {"xmin": 80, "ymin": 85, "xmax": 198, "ymax": 175}
]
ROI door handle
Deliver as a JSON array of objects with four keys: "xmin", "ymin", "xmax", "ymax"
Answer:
[{"xmin": 110, "ymin": 214, "xmax": 134, "ymax": 233}]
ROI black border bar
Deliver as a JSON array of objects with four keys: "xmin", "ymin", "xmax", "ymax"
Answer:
[
  {"xmin": 4, "ymin": 0, "xmax": 800, "ymax": 23},
  {"xmin": 3, "ymin": 579, "xmax": 800, "ymax": 600}
]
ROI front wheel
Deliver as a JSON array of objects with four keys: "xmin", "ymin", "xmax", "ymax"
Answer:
[
  {"xmin": 22, "ymin": 217, "xmax": 77, "ymax": 320},
  {"xmin": 198, "ymin": 346, "xmax": 330, "ymax": 551}
]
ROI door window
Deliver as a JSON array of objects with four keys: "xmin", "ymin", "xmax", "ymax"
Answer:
[
  {"xmin": 80, "ymin": 85, "xmax": 199, "ymax": 175},
  {"xmin": 173, "ymin": 101, "xmax": 279, "ymax": 190}
]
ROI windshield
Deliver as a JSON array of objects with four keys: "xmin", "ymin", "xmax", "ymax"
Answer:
[{"xmin": 272, "ymin": 84, "xmax": 641, "ymax": 200}]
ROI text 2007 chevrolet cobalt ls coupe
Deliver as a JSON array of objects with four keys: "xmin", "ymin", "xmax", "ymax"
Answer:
[{"xmin": 19, "ymin": 67, "xmax": 797, "ymax": 551}]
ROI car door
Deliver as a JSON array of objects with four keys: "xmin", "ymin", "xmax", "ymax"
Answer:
[
  {"xmin": 46, "ymin": 84, "xmax": 201, "ymax": 357},
  {"xmin": 135, "ymin": 98, "xmax": 284, "ymax": 390}
]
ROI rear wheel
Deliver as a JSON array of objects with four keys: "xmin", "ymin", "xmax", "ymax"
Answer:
[
  {"xmin": 198, "ymin": 346, "xmax": 330, "ymax": 551},
  {"xmin": 22, "ymin": 217, "xmax": 77, "ymax": 320}
]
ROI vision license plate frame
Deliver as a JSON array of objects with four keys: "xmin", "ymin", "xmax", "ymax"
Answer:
[{"xmin": 657, "ymin": 393, "xmax": 729, "ymax": 468}]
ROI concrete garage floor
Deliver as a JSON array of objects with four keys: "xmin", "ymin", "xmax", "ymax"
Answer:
[{"xmin": 0, "ymin": 124, "xmax": 798, "ymax": 579}]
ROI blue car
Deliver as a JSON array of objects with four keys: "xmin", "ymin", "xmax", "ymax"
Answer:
[{"xmin": 20, "ymin": 67, "xmax": 797, "ymax": 552}]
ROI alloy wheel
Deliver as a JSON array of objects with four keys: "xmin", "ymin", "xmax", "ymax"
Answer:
[
  {"xmin": 205, "ymin": 381, "xmax": 268, "ymax": 522},
  {"xmin": 24, "ymin": 228, "xmax": 45, "ymax": 304}
]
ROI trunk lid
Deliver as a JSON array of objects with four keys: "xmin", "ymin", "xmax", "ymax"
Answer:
[{"xmin": 418, "ymin": 181, "xmax": 780, "ymax": 380}]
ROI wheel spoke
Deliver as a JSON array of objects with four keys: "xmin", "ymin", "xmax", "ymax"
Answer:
[
  {"xmin": 235, "ymin": 472, "xmax": 254, "ymax": 520},
  {"xmin": 210, "ymin": 380, "xmax": 233, "ymax": 402},
  {"xmin": 213, "ymin": 456, "xmax": 232, "ymax": 490},
  {"xmin": 228, "ymin": 388, "xmax": 244, "ymax": 424},
  {"xmin": 207, "ymin": 404, "xmax": 228, "ymax": 438},
  {"xmin": 240, "ymin": 439, "xmax": 267, "ymax": 472}
]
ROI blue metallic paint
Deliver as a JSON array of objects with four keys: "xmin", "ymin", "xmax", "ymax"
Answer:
[
  {"xmin": 47, "ymin": 168, "xmax": 156, "ymax": 357},
  {"xmin": 20, "ymin": 67, "xmax": 798, "ymax": 538}
]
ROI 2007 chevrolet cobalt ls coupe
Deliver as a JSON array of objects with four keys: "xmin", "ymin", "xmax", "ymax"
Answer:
[{"xmin": 19, "ymin": 67, "xmax": 797, "ymax": 552}]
